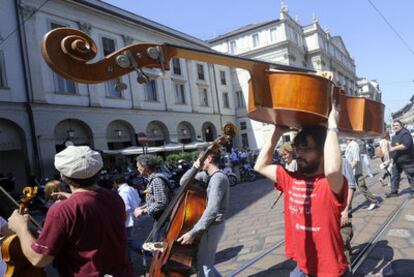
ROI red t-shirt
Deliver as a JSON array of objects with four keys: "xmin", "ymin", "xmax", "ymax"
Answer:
[
  {"xmin": 32, "ymin": 188, "xmax": 133, "ymax": 277},
  {"xmin": 275, "ymin": 166, "xmax": 348, "ymax": 277}
]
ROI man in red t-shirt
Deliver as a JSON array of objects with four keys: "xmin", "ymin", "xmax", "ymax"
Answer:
[
  {"xmin": 8, "ymin": 146, "xmax": 133, "ymax": 277},
  {"xmin": 254, "ymin": 101, "xmax": 351, "ymax": 277}
]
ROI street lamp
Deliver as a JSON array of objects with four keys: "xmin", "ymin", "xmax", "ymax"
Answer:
[{"xmin": 114, "ymin": 129, "xmax": 122, "ymax": 138}]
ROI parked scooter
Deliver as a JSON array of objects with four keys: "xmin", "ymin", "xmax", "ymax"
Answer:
[
  {"xmin": 223, "ymin": 166, "xmax": 238, "ymax": 187},
  {"xmin": 239, "ymin": 162, "xmax": 257, "ymax": 182},
  {"xmin": 168, "ymin": 160, "xmax": 191, "ymax": 189}
]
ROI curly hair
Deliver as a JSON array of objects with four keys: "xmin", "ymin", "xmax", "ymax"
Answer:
[{"xmin": 136, "ymin": 154, "xmax": 159, "ymax": 171}]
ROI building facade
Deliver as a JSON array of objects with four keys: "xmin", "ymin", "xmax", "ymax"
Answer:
[
  {"xmin": 1, "ymin": 0, "xmax": 239, "ymax": 186},
  {"xmin": 357, "ymin": 77, "xmax": 382, "ymax": 102},
  {"xmin": 392, "ymin": 94, "xmax": 414, "ymax": 128},
  {"xmin": 208, "ymin": 3, "xmax": 358, "ymax": 149}
]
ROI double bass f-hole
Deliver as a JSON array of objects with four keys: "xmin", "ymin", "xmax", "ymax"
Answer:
[{"xmin": 143, "ymin": 123, "xmax": 237, "ymax": 277}]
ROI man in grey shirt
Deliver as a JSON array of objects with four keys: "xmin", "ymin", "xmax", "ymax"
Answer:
[
  {"xmin": 344, "ymin": 138, "xmax": 378, "ymax": 210},
  {"xmin": 177, "ymin": 151, "xmax": 229, "ymax": 277}
]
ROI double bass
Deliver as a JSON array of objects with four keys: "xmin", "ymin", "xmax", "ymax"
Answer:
[
  {"xmin": 141, "ymin": 123, "xmax": 236, "ymax": 276},
  {"xmin": 40, "ymin": 27, "xmax": 384, "ymax": 138},
  {"xmin": 40, "ymin": 28, "xmax": 385, "ymax": 276},
  {"xmin": 0, "ymin": 186, "xmax": 46, "ymax": 277}
]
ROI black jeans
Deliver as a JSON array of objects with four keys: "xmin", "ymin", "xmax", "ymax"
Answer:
[{"xmin": 390, "ymin": 162, "xmax": 414, "ymax": 193}]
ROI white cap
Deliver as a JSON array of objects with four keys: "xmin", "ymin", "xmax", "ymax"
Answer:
[{"xmin": 54, "ymin": 146, "xmax": 103, "ymax": 179}]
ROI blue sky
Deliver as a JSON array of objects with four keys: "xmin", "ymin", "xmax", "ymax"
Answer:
[{"xmin": 104, "ymin": 0, "xmax": 414, "ymax": 122}]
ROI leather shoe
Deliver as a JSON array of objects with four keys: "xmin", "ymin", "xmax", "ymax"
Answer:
[{"xmin": 385, "ymin": 192, "xmax": 398, "ymax": 198}]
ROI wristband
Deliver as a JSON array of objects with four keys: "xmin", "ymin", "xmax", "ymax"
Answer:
[{"xmin": 327, "ymin": 127, "xmax": 339, "ymax": 133}]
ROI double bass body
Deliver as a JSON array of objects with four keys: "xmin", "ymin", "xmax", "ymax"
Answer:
[
  {"xmin": 149, "ymin": 184, "xmax": 207, "ymax": 277},
  {"xmin": 247, "ymin": 71, "xmax": 384, "ymax": 137},
  {"xmin": 1, "ymin": 235, "xmax": 45, "ymax": 277}
]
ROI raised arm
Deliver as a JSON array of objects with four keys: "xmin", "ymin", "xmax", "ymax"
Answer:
[
  {"xmin": 324, "ymin": 100, "xmax": 344, "ymax": 195},
  {"xmin": 254, "ymin": 126, "xmax": 287, "ymax": 182}
]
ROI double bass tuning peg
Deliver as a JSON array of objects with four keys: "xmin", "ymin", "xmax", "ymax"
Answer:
[
  {"xmin": 115, "ymin": 51, "xmax": 149, "ymax": 84},
  {"xmin": 136, "ymin": 69, "xmax": 149, "ymax": 84},
  {"xmin": 115, "ymin": 54, "xmax": 131, "ymax": 68}
]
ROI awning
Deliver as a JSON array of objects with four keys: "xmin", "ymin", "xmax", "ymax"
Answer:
[{"xmin": 100, "ymin": 141, "xmax": 210, "ymax": 156}]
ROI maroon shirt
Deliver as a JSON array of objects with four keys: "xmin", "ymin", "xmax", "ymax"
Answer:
[{"xmin": 32, "ymin": 188, "xmax": 133, "ymax": 277}]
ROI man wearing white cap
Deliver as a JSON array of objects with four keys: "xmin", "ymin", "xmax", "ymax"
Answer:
[{"xmin": 8, "ymin": 146, "xmax": 133, "ymax": 276}]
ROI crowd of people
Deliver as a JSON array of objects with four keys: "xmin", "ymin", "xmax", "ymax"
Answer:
[{"xmin": 1, "ymin": 115, "xmax": 414, "ymax": 276}]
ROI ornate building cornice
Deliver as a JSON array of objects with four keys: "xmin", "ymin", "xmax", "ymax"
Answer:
[
  {"xmin": 18, "ymin": 4, "xmax": 36, "ymax": 21},
  {"xmin": 122, "ymin": 35, "xmax": 134, "ymax": 46},
  {"xmin": 76, "ymin": 22, "xmax": 92, "ymax": 35}
]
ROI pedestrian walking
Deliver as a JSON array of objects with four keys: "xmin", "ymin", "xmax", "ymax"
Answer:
[
  {"xmin": 177, "ymin": 151, "xmax": 229, "ymax": 277},
  {"xmin": 112, "ymin": 174, "xmax": 141, "ymax": 265},
  {"xmin": 134, "ymin": 155, "xmax": 173, "ymax": 241},
  {"xmin": 345, "ymin": 138, "xmax": 379, "ymax": 210},
  {"xmin": 360, "ymin": 140, "xmax": 374, "ymax": 177},
  {"xmin": 386, "ymin": 120, "xmax": 414, "ymax": 197},
  {"xmin": 379, "ymin": 132, "xmax": 392, "ymax": 187},
  {"xmin": 340, "ymin": 158, "xmax": 356, "ymax": 265}
]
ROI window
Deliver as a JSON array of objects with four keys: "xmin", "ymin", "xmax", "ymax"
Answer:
[
  {"xmin": 102, "ymin": 37, "xmax": 121, "ymax": 98},
  {"xmin": 51, "ymin": 23, "xmax": 76, "ymax": 94},
  {"xmin": 222, "ymin": 92, "xmax": 230, "ymax": 108},
  {"xmin": 174, "ymin": 83, "xmax": 186, "ymax": 104},
  {"xmin": 199, "ymin": 87, "xmax": 209, "ymax": 106},
  {"xmin": 270, "ymin": 28, "xmax": 277, "ymax": 42},
  {"xmin": 172, "ymin": 58, "xmax": 181, "ymax": 75},
  {"xmin": 240, "ymin": 121, "xmax": 247, "ymax": 130},
  {"xmin": 283, "ymin": 135, "xmax": 291, "ymax": 143},
  {"xmin": 230, "ymin": 41, "xmax": 237, "ymax": 54},
  {"xmin": 220, "ymin": 70, "xmax": 226, "ymax": 85},
  {"xmin": 241, "ymin": 133, "xmax": 249, "ymax": 149},
  {"xmin": 236, "ymin": 90, "xmax": 245, "ymax": 108},
  {"xmin": 0, "ymin": 51, "xmax": 7, "ymax": 88},
  {"xmin": 252, "ymin": 33, "xmax": 259, "ymax": 47},
  {"xmin": 197, "ymin": 64, "xmax": 205, "ymax": 80},
  {"xmin": 145, "ymin": 80, "xmax": 158, "ymax": 101}
]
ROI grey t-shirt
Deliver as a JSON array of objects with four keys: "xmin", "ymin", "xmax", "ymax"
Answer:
[
  {"xmin": 345, "ymin": 140, "xmax": 363, "ymax": 176},
  {"xmin": 180, "ymin": 169, "xmax": 229, "ymax": 236}
]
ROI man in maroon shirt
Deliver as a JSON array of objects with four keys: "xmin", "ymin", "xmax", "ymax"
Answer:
[
  {"xmin": 255, "ymin": 101, "xmax": 351, "ymax": 277},
  {"xmin": 8, "ymin": 146, "xmax": 133, "ymax": 277}
]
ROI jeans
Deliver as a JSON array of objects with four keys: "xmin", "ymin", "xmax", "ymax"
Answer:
[
  {"xmin": 390, "ymin": 162, "xmax": 414, "ymax": 193},
  {"xmin": 152, "ymin": 219, "xmax": 167, "ymax": 242},
  {"xmin": 290, "ymin": 266, "xmax": 352, "ymax": 277},
  {"xmin": 126, "ymin": 226, "xmax": 141, "ymax": 263},
  {"xmin": 197, "ymin": 222, "xmax": 225, "ymax": 277}
]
